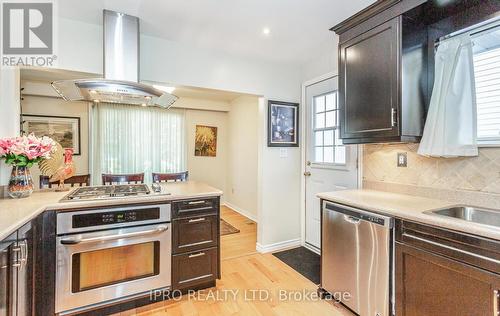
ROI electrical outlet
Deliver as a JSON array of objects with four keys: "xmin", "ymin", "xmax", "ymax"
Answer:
[{"xmin": 397, "ymin": 152, "xmax": 407, "ymax": 167}]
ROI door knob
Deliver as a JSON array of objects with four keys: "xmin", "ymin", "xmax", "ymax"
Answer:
[{"xmin": 304, "ymin": 171, "xmax": 311, "ymax": 176}]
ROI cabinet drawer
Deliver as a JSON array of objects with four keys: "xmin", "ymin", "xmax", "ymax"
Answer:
[
  {"xmin": 172, "ymin": 215, "xmax": 218, "ymax": 254},
  {"xmin": 172, "ymin": 247, "xmax": 217, "ymax": 290},
  {"xmin": 396, "ymin": 219, "xmax": 500, "ymax": 274},
  {"xmin": 172, "ymin": 198, "xmax": 218, "ymax": 219}
]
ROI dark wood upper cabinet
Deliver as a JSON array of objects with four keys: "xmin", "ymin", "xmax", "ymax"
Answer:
[
  {"xmin": 332, "ymin": 0, "xmax": 500, "ymax": 144},
  {"xmin": 339, "ymin": 17, "xmax": 401, "ymax": 141},
  {"xmin": 333, "ymin": 1, "xmax": 428, "ymax": 144}
]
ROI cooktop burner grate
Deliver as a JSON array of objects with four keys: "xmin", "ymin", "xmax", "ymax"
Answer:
[{"xmin": 64, "ymin": 184, "xmax": 150, "ymax": 200}]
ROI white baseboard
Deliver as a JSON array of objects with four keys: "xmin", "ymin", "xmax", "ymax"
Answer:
[
  {"xmin": 256, "ymin": 238, "xmax": 301, "ymax": 254},
  {"xmin": 223, "ymin": 202, "xmax": 258, "ymax": 223},
  {"xmin": 303, "ymin": 242, "xmax": 320, "ymax": 255}
]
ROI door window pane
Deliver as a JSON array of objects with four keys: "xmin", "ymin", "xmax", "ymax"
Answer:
[
  {"xmin": 315, "ymin": 96, "xmax": 325, "ymax": 113},
  {"xmin": 324, "ymin": 147, "xmax": 334, "ymax": 163},
  {"xmin": 326, "ymin": 93, "xmax": 336, "ymax": 111},
  {"xmin": 315, "ymin": 147, "xmax": 324, "ymax": 163},
  {"xmin": 311, "ymin": 91, "xmax": 346, "ymax": 166},
  {"xmin": 315, "ymin": 113, "xmax": 325, "ymax": 129},
  {"xmin": 315, "ymin": 131, "xmax": 323, "ymax": 146},
  {"xmin": 325, "ymin": 111, "xmax": 336, "ymax": 127},
  {"xmin": 324, "ymin": 130, "xmax": 334, "ymax": 146},
  {"xmin": 335, "ymin": 129, "xmax": 343, "ymax": 146}
]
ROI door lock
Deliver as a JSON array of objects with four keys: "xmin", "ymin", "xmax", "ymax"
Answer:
[
  {"xmin": 304, "ymin": 171, "xmax": 311, "ymax": 176},
  {"xmin": 306, "ymin": 161, "xmax": 311, "ymax": 166}
]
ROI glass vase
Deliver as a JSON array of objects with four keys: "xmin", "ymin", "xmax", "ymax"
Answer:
[{"xmin": 8, "ymin": 166, "xmax": 34, "ymax": 199}]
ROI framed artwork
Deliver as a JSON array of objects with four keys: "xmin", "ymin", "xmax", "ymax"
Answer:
[
  {"xmin": 195, "ymin": 125, "xmax": 217, "ymax": 157},
  {"xmin": 268, "ymin": 100, "xmax": 299, "ymax": 147},
  {"xmin": 22, "ymin": 114, "xmax": 81, "ymax": 155}
]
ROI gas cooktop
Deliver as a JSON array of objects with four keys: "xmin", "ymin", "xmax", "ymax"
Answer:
[{"xmin": 62, "ymin": 184, "xmax": 151, "ymax": 201}]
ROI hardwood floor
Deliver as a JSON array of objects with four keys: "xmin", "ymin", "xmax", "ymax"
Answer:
[
  {"xmin": 116, "ymin": 206, "xmax": 349, "ymax": 315},
  {"xmin": 220, "ymin": 206, "xmax": 258, "ymax": 260}
]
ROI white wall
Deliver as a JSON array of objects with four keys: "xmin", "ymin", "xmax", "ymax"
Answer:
[
  {"xmin": 0, "ymin": 69, "xmax": 21, "ymax": 186},
  {"xmin": 185, "ymin": 108, "xmax": 228, "ymax": 203},
  {"xmin": 0, "ymin": 16, "xmax": 304, "ymax": 251},
  {"xmin": 21, "ymin": 90, "xmax": 89, "ymax": 190},
  {"xmin": 301, "ymin": 36, "xmax": 339, "ymax": 83},
  {"xmin": 225, "ymin": 96, "xmax": 259, "ymax": 221}
]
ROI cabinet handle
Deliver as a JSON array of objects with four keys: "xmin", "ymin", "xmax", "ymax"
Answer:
[
  {"xmin": 391, "ymin": 108, "xmax": 398, "ymax": 127},
  {"xmin": 188, "ymin": 201, "xmax": 206, "ymax": 205},
  {"xmin": 188, "ymin": 252, "xmax": 205, "ymax": 258},
  {"xmin": 12, "ymin": 262, "xmax": 21, "ymax": 268},
  {"xmin": 188, "ymin": 218, "xmax": 206, "ymax": 223},
  {"xmin": 494, "ymin": 290, "xmax": 499, "ymax": 316},
  {"xmin": 11, "ymin": 247, "xmax": 21, "ymax": 252},
  {"xmin": 19, "ymin": 240, "xmax": 28, "ymax": 270},
  {"xmin": 0, "ymin": 265, "xmax": 7, "ymax": 269}
]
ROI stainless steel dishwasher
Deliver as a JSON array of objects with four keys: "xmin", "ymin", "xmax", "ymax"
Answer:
[{"xmin": 321, "ymin": 201, "xmax": 394, "ymax": 316}]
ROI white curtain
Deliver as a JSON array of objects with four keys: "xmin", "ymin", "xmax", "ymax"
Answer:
[
  {"xmin": 418, "ymin": 34, "xmax": 478, "ymax": 157},
  {"xmin": 90, "ymin": 103, "xmax": 186, "ymax": 184}
]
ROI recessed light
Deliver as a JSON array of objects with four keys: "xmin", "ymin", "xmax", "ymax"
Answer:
[
  {"xmin": 262, "ymin": 27, "xmax": 271, "ymax": 36},
  {"xmin": 93, "ymin": 99, "xmax": 100, "ymax": 103},
  {"xmin": 141, "ymin": 103, "xmax": 147, "ymax": 107},
  {"xmin": 145, "ymin": 95, "xmax": 152, "ymax": 100},
  {"xmin": 153, "ymin": 85, "xmax": 176, "ymax": 94}
]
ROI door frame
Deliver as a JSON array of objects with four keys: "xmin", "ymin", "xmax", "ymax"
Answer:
[{"xmin": 300, "ymin": 72, "xmax": 363, "ymax": 252}]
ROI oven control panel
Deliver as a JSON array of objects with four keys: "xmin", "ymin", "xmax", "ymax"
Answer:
[{"xmin": 72, "ymin": 208, "xmax": 160, "ymax": 228}]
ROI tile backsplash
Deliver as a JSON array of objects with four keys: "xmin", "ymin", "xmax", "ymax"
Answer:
[{"xmin": 363, "ymin": 143, "xmax": 500, "ymax": 195}]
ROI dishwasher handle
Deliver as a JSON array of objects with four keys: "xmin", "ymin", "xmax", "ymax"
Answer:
[
  {"xmin": 324, "ymin": 201, "xmax": 393, "ymax": 228},
  {"xmin": 344, "ymin": 215, "xmax": 361, "ymax": 225}
]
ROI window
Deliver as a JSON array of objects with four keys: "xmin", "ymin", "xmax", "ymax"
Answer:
[
  {"xmin": 312, "ymin": 92, "xmax": 346, "ymax": 164},
  {"xmin": 91, "ymin": 103, "xmax": 186, "ymax": 184},
  {"xmin": 472, "ymin": 28, "xmax": 500, "ymax": 145}
]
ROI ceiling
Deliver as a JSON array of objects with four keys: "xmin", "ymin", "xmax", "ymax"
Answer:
[
  {"xmin": 20, "ymin": 68, "xmax": 248, "ymax": 102},
  {"xmin": 57, "ymin": 0, "xmax": 375, "ymax": 64}
]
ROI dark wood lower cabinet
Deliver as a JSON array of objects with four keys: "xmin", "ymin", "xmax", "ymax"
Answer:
[
  {"xmin": 172, "ymin": 247, "xmax": 218, "ymax": 290},
  {"xmin": 171, "ymin": 197, "xmax": 221, "ymax": 291},
  {"xmin": 172, "ymin": 215, "xmax": 218, "ymax": 254},
  {"xmin": 0, "ymin": 222, "xmax": 33, "ymax": 316},
  {"xmin": 396, "ymin": 219, "xmax": 500, "ymax": 314}
]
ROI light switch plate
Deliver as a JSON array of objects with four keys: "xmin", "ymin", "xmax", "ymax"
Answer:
[
  {"xmin": 397, "ymin": 152, "xmax": 407, "ymax": 167},
  {"xmin": 279, "ymin": 148, "xmax": 288, "ymax": 158}
]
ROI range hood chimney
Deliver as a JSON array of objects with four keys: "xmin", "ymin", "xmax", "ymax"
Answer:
[{"xmin": 52, "ymin": 10, "xmax": 178, "ymax": 108}]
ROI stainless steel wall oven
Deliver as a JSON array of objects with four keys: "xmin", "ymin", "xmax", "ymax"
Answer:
[{"xmin": 55, "ymin": 204, "xmax": 171, "ymax": 314}]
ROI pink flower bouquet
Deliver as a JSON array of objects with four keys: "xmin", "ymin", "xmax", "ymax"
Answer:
[{"xmin": 0, "ymin": 134, "xmax": 56, "ymax": 168}]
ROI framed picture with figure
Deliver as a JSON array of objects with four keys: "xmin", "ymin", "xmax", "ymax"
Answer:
[{"xmin": 268, "ymin": 100, "xmax": 299, "ymax": 147}]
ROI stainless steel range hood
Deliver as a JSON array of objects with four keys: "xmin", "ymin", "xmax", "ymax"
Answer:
[{"xmin": 52, "ymin": 10, "xmax": 178, "ymax": 108}]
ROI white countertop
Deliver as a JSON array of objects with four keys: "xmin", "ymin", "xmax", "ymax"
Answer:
[
  {"xmin": 0, "ymin": 181, "xmax": 222, "ymax": 240},
  {"xmin": 317, "ymin": 189, "xmax": 500, "ymax": 241}
]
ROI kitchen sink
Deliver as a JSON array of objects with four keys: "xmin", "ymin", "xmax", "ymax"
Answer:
[{"xmin": 426, "ymin": 206, "xmax": 500, "ymax": 228}]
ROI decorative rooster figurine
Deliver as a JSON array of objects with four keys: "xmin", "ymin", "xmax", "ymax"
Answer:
[{"xmin": 39, "ymin": 142, "xmax": 76, "ymax": 191}]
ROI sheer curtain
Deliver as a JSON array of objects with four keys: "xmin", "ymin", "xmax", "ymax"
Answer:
[
  {"xmin": 418, "ymin": 34, "xmax": 478, "ymax": 157},
  {"xmin": 90, "ymin": 103, "xmax": 186, "ymax": 184}
]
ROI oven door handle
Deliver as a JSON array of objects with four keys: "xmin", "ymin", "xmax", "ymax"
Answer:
[{"xmin": 60, "ymin": 225, "xmax": 169, "ymax": 245}]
